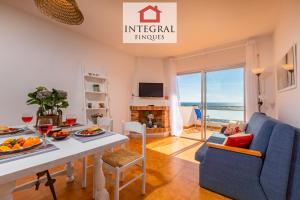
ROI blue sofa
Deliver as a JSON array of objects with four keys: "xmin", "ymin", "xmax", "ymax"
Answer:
[{"xmin": 195, "ymin": 112, "xmax": 300, "ymax": 200}]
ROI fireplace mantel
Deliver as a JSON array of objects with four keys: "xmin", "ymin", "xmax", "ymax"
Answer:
[
  {"xmin": 130, "ymin": 106, "xmax": 170, "ymax": 137},
  {"xmin": 130, "ymin": 106, "xmax": 169, "ymax": 111}
]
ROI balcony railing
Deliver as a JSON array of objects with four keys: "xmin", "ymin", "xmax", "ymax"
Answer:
[{"xmin": 179, "ymin": 102, "xmax": 244, "ymax": 126}]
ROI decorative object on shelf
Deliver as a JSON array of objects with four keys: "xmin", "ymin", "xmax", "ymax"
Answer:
[
  {"xmin": 251, "ymin": 54, "xmax": 265, "ymax": 112},
  {"xmin": 34, "ymin": 0, "xmax": 84, "ymax": 25},
  {"xmin": 278, "ymin": 44, "xmax": 297, "ymax": 91},
  {"xmin": 99, "ymin": 103, "xmax": 105, "ymax": 108},
  {"xmin": 91, "ymin": 113, "xmax": 103, "ymax": 124},
  {"xmin": 27, "ymin": 86, "xmax": 69, "ymax": 126},
  {"xmin": 143, "ymin": 111, "xmax": 156, "ymax": 128},
  {"xmin": 92, "ymin": 84, "xmax": 100, "ymax": 92},
  {"xmin": 87, "ymin": 102, "xmax": 92, "ymax": 109}
]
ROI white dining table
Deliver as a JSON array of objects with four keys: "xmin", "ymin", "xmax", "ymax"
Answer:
[{"xmin": 0, "ymin": 125, "xmax": 128, "ymax": 200}]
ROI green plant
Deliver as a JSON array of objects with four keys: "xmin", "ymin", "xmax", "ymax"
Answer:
[{"xmin": 27, "ymin": 86, "xmax": 69, "ymax": 116}]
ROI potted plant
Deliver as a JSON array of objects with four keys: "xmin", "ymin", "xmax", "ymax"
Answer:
[{"xmin": 27, "ymin": 86, "xmax": 69, "ymax": 126}]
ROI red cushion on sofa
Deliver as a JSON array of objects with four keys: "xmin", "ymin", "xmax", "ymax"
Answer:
[{"xmin": 224, "ymin": 133, "xmax": 253, "ymax": 148}]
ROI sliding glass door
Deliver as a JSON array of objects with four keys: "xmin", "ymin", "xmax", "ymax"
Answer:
[
  {"xmin": 177, "ymin": 67, "xmax": 245, "ymax": 141},
  {"xmin": 205, "ymin": 67, "xmax": 245, "ymax": 139}
]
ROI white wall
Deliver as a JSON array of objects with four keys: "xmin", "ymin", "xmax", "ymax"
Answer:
[
  {"xmin": 0, "ymin": 4, "xmax": 136, "ymax": 132},
  {"xmin": 273, "ymin": 0, "xmax": 300, "ymax": 127},
  {"xmin": 256, "ymin": 35, "xmax": 276, "ymax": 117},
  {"xmin": 131, "ymin": 57, "xmax": 168, "ymax": 106}
]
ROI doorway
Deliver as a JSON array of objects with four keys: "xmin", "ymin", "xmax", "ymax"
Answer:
[{"xmin": 177, "ymin": 67, "xmax": 245, "ymax": 141}]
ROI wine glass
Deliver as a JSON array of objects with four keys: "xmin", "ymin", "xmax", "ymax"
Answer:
[
  {"xmin": 21, "ymin": 113, "xmax": 33, "ymax": 130},
  {"xmin": 66, "ymin": 114, "xmax": 77, "ymax": 132},
  {"xmin": 37, "ymin": 118, "xmax": 53, "ymax": 146}
]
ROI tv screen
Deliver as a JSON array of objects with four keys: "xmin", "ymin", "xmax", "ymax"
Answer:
[{"xmin": 139, "ymin": 83, "xmax": 163, "ymax": 97}]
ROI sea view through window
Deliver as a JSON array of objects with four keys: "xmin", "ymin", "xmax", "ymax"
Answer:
[{"xmin": 177, "ymin": 68, "xmax": 245, "ymax": 123}]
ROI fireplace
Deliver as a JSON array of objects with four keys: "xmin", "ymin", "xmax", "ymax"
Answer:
[{"xmin": 130, "ymin": 106, "xmax": 170, "ymax": 137}]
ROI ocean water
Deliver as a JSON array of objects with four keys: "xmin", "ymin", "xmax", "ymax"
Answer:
[{"xmin": 180, "ymin": 102, "xmax": 244, "ymax": 121}]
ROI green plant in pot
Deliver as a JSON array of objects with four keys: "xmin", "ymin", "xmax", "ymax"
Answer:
[{"xmin": 27, "ymin": 86, "xmax": 69, "ymax": 126}]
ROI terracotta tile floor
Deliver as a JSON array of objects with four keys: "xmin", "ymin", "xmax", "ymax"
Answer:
[{"xmin": 13, "ymin": 136, "xmax": 229, "ymax": 200}]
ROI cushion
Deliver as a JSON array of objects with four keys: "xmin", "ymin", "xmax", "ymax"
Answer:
[
  {"xmin": 246, "ymin": 112, "xmax": 278, "ymax": 153},
  {"xmin": 260, "ymin": 124, "xmax": 295, "ymax": 200},
  {"xmin": 102, "ymin": 149, "xmax": 141, "ymax": 167},
  {"xmin": 224, "ymin": 133, "xmax": 253, "ymax": 148},
  {"xmin": 287, "ymin": 128, "xmax": 300, "ymax": 200},
  {"xmin": 223, "ymin": 122, "xmax": 247, "ymax": 135}
]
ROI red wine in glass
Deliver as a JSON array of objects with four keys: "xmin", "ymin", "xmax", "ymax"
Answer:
[
  {"xmin": 38, "ymin": 124, "xmax": 53, "ymax": 134},
  {"xmin": 22, "ymin": 113, "xmax": 33, "ymax": 129},
  {"xmin": 22, "ymin": 116, "xmax": 33, "ymax": 123},
  {"xmin": 66, "ymin": 114, "xmax": 76, "ymax": 132},
  {"xmin": 37, "ymin": 118, "xmax": 53, "ymax": 146},
  {"xmin": 66, "ymin": 118, "xmax": 77, "ymax": 126}
]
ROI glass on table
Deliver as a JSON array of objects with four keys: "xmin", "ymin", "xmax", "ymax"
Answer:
[
  {"xmin": 37, "ymin": 118, "xmax": 53, "ymax": 146},
  {"xmin": 21, "ymin": 112, "xmax": 33, "ymax": 129},
  {"xmin": 66, "ymin": 114, "xmax": 77, "ymax": 132}
]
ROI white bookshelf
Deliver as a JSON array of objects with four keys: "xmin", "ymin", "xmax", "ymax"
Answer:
[{"xmin": 82, "ymin": 69, "xmax": 110, "ymax": 124}]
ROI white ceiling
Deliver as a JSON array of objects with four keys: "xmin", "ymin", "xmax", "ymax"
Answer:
[{"xmin": 2, "ymin": 0, "xmax": 280, "ymax": 58}]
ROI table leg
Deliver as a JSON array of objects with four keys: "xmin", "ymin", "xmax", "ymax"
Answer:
[
  {"xmin": 93, "ymin": 153, "xmax": 109, "ymax": 200},
  {"xmin": 82, "ymin": 157, "xmax": 87, "ymax": 188},
  {"xmin": 66, "ymin": 161, "xmax": 75, "ymax": 183},
  {"xmin": 0, "ymin": 181, "xmax": 15, "ymax": 200}
]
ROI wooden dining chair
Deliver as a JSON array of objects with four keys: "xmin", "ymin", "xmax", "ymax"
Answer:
[
  {"xmin": 102, "ymin": 121, "xmax": 146, "ymax": 200},
  {"xmin": 81, "ymin": 117, "xmax": 113, "ymax": 188}
]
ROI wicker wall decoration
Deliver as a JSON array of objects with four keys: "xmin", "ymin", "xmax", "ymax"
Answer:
[{"xmin": 34, "ymin": 0, "xmax": 84, "ymax": 25}]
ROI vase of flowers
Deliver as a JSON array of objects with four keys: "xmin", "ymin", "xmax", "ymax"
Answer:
[{"xmin": 27, "ymin": 86, "xmax": 69, "ymax": 126}]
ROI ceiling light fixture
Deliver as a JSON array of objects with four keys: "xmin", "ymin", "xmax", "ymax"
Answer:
[{"xmin": 34, "ymin": 0, "xmax": 84, "ymax": 25}]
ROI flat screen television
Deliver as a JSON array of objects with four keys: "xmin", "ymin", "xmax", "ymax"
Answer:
[{"xmin": 139, "ymin": 83, "xmax": 163, "ymax": 97}]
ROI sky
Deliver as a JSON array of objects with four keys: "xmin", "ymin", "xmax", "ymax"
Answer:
[{"xmin": 177, "ymin": 67, "xmax": 244, "ymax": 104}]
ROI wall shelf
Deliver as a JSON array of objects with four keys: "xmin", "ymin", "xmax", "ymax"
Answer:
[
  {"xmin": 85, "ymin": 91, "xmax": 107, "ymax": 95},
  {"xmin": 82, "ymin": 68, "xmax": 110, "ymax": 124},
  {"xmin": 84, "ymin": 75, "xmax": 107, "ymax": 80}
]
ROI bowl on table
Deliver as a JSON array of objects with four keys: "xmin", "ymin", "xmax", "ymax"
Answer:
[
  {"xmin": 47, "ymin": 127, "xmax": 62, "ymax": 137},
  {"xmin": 52, "ymin": 131, "xmax": 70, "ymax": 141}
]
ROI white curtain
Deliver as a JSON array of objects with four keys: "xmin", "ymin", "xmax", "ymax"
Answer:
[
  {"xmin": 165, "ymin": 59, "xmax": 183, "ymax": 136},
  {"xmin": 245, "ymin": 40, "xmax": 259, "ymax": 121}
]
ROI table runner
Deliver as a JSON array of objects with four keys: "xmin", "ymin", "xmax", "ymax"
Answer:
[
  {"xmin": 72, "ymin": 131, "xmax": 115, "ymax": 143},
  {"xmin": 0, "ymin": 142, "xmax": 58, "ymax": 164}
]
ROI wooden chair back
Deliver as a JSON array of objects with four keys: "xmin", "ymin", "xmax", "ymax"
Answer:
[{"xmin": 122, "ymin": 122, "xmax": 146, "ymax": 157}]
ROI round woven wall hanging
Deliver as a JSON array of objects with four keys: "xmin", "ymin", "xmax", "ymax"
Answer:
[{"xmin": 34, "ymin": 0, "xmax": 84, "ymax": 25}]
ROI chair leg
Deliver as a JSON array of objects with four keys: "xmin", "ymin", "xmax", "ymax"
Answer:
[
  {"xmin": 142, "ymin": 160, "xmax": 146, "ymax": 195},
  {"xmin": 114, "ymin": 168, "xmax": 120, "ymax": 200},
  {"xmin": 120, "ymin": 172, "xmax": 124, "ymax": 182},
  {"xmin": 82, "ymin": 157, "xmax": 87, "ymax": 188}
]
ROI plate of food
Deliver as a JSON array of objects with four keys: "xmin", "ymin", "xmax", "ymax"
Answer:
[
  {"xmin": 52, "ymin": 130, "xmax": 70, "ymax": 140},
  {"xmin": 0, "ymin": 136, "xmax": 42, "ymax": 155},
  {"xmin": 74, "ymin": 126, "xmax": 105, "ymax": 137},
  {"xmin": 0, "ymin": 125, "xmax": 23, "ymax": 135},
  {"xmin": 47, "ymin": 128, "xmax": 62, "ymax": 137}
]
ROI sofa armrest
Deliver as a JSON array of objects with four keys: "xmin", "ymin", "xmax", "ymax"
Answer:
[{"xmin": 207, "ymin": 142, "xmax": 263, "ymax": 157}]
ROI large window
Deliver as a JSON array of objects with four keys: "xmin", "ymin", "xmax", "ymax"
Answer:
[
  {"xmin": 206, "ymin": 67, "xmax": 244, "ymax": 122},
  {"xmin": 177, "ymin": 73, "xmax": 201, "ymax": 106},
  {"xmin": 177, "ymin": 67, "xmax": 244, "ymax": 122}
]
